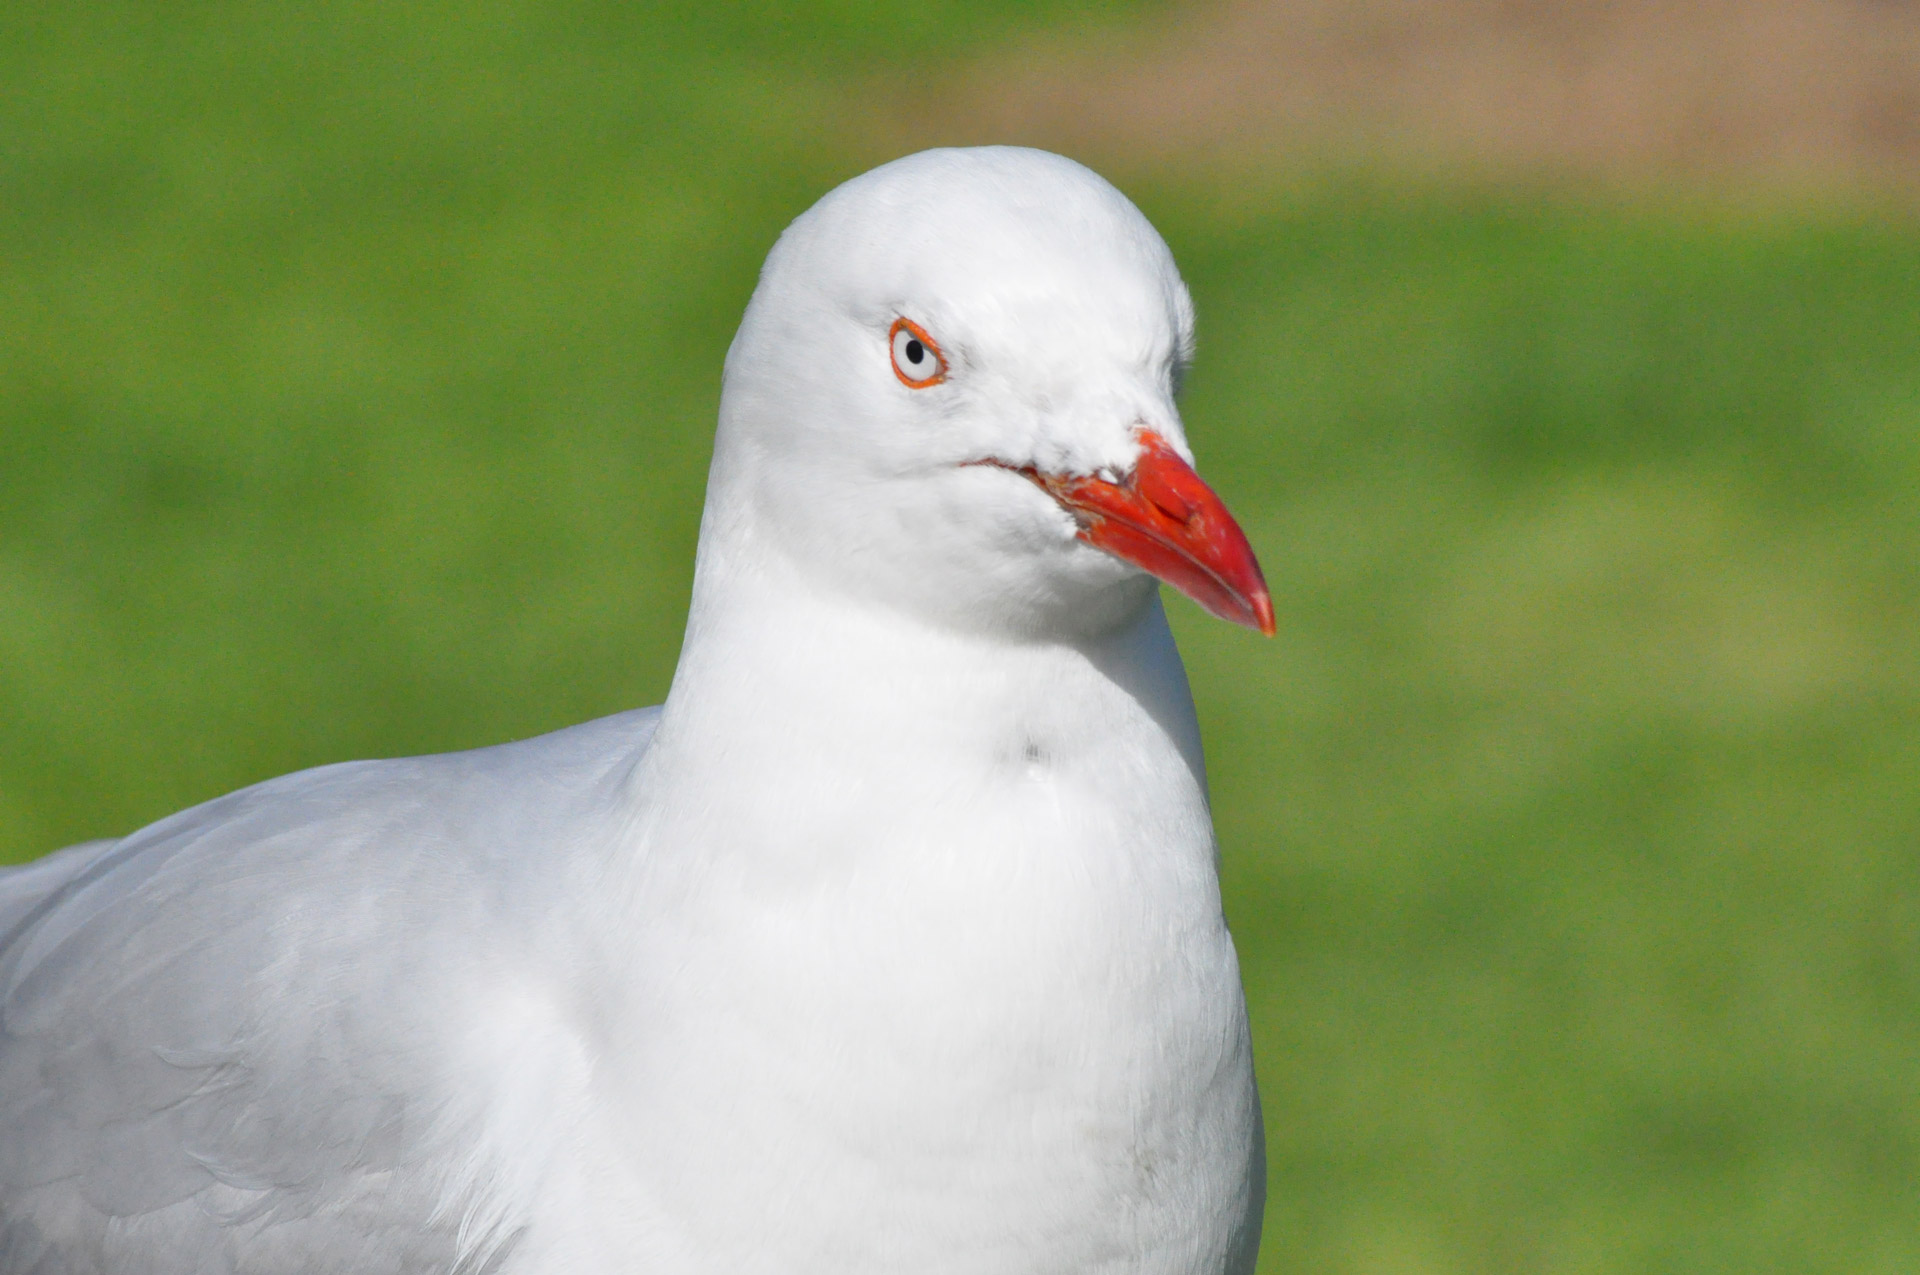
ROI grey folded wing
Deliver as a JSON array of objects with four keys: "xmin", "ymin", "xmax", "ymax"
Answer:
[
  {"xmin": 0, "ymin": 840, "xmax": 117, "ymax": 941},
  {"xmin": 0, "ymin": 706, "xmax": 659, "ymax": 1275}
]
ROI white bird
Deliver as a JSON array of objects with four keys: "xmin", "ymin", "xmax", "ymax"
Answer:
[{"xmin": 0, "ymin": 146, "xmax": 1273, "ymax": 1274}]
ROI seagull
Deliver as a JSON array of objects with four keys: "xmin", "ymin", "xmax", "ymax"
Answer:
[{"xmin": 1, "ymin": 146, "xmax": 1273, "ymax": 1274}]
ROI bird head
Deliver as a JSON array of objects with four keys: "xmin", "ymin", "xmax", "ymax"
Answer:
[{"xmin": 705, "ymin": 146, "xmax": 1272, "ymax": 642}]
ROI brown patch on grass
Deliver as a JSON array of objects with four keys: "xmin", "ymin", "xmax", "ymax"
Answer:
[{"xmin": 907, "ymin": 0, "xmax": 1920, "ymax": 189}]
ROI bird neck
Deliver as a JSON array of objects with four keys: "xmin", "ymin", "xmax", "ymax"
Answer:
[{"xmin": 622, "ymin": 533, "xmax": 1209, "ymax": 875}]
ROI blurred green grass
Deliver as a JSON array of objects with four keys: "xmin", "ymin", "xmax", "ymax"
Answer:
[{"xmin": 5, "ymin": 5, "xmax": 1919, "ymax": 1273}]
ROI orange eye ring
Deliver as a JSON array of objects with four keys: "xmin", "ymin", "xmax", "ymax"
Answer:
[{"xmin": 889, "ymin": 317, "xmax": 947, "ymax": 389}]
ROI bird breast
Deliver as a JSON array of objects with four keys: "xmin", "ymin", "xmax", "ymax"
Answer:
[{"xmin": 544, "ymin": 605, "xmax": 1261, "ymax": 1273}]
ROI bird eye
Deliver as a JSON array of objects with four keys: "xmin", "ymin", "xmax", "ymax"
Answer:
[{"xmin": 889, "ymin": 318, "xmax": 947, "ymax": 389}]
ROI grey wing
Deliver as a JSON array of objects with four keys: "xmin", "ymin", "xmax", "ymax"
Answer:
[
  {"xmin": 0, "ymin": 707, "xmax": 660, "ymax": 1275},
  {"xmin": 0, "ymin": 840, "xmax": 117, "ymax": 940}
]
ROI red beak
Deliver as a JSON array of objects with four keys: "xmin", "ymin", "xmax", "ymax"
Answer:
[{"xmin": 1002, "ymin": 430, "xmax": 1275, "ymax": 636}]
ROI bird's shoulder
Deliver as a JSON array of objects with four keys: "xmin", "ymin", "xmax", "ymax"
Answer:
[{"xmin": 0, "ymin": 705, "xmax": 660, "ymax": 1272}]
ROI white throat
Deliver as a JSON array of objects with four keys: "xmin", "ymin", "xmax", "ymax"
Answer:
[{"xmin": 569, "ymin": 550, "xmax": 1253, "ymax": 1272}]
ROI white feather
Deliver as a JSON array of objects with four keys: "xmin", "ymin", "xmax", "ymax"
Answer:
[{"xmin": 1, "ymin": 147, "xmax": 1263, "ymax": 1274}]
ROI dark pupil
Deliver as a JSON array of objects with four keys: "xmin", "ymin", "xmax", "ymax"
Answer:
[{"xmin": 904, "ymin": 339, "xmax": 925, "ymax": 365}]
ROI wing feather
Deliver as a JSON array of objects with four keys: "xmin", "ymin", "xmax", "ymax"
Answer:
[{"xmin": 0, "ymin": 707, "xmax": 660, "ymax": 1273}]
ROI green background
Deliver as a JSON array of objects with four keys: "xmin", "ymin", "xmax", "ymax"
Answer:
[{"xmin": 5, "ymin": 4, "xmax": 1918, "ymax": 1271}]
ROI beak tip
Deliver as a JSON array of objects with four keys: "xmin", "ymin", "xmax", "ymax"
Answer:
[{"xmin": 1252, "ymin": 592, "xmax": 1276, "ymax": 638}]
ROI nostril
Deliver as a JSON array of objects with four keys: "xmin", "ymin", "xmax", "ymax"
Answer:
[
  {"xmin": 1136, "ymin": 456, "xmax": 1196, "ymax": 525},
  {"xmin": 1128, "ymin": 426, "xmax": 1201, "ymax": 524}
]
